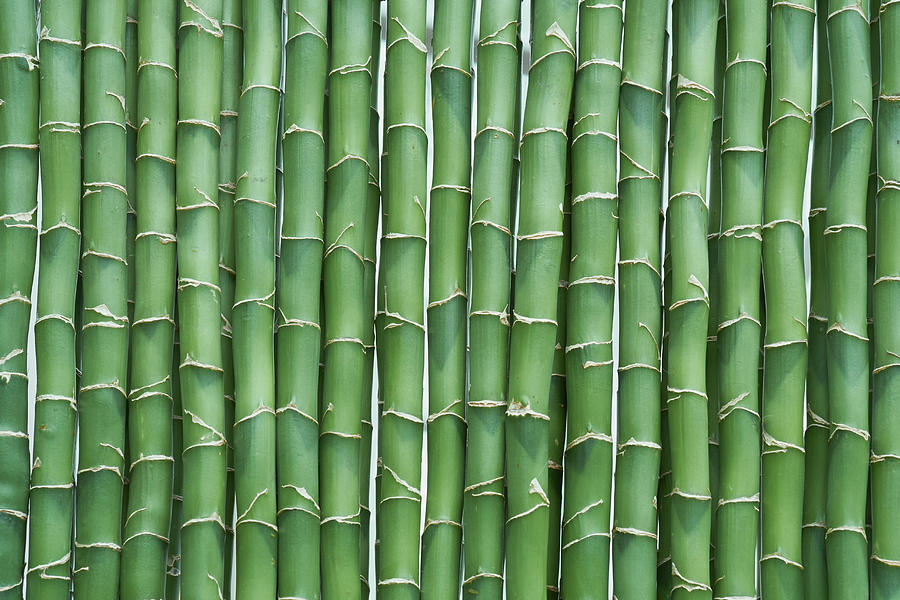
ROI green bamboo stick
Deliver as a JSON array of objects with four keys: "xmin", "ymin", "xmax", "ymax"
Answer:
[
  {"xmin": 231, "ymin": 0, "xmax": 281, "ymax": 595},
  {"xmin": 120, "ymin": 1, "xmax": 178, "ymax": 597},
  {"xmin": 176, "ymin": 0, "xmax": 227, "ymax": 597},
  {"xmin": 666, "ymin": 0, "xmax": 719, "ymax": 593},
  {"xmin": 463, "ymin": 0, "xmax": 521, "ymax": 595},
  {"xmin": 376, "ymin": 1, "xmax": 427, "ymax": 596},
  {"xmin": 26, "ymin": 3, "xmax": 82, "ymax": 596},
  {"xmin": 823, "ymin": 0, "xmax": 873, "ymax": 590},
  {"xmin": 706, "ymin": 2, "xmax": 725, "ymax": 572},
  {"xmin": 319, "ymin": 1, "xmax": 372, "ymax": 599},
  {"xmin": 560, "ymin": 0, "xmax": 622, "ymax": 596},
  {"xmin": 125, "ymin": 0, "xmax": 138, "ymax": 358},
  {"xmin": 0, "ymin": 2, "xmax": 38, "ymax": 596},
  {"xmin": 73, "ymin": 2, "xmax": 128, "ymax": 595},
  {"xmin": 219, "ymin": 1, "xmax": 242, "ymax": 591},
  {"xmin": 421, "ymin": 1, "xmax": 474, "ymax": 596},
  {"xmin": 759, "ymin": 0, "xmax": 814, "ymax": 593},
  {"xmin": 504, "ymin": 2, "xmax": 577, "ymax": 598},
  {"xmin": 166, "ymin": 331, "xmax": 184, "ymax": 599},
  {"xmin": 802, "ymin": 0, "xmax": 832, "ymax": 594},
  {"xmin": 871, "ymin": 0, "xmax": 900, "ymax": 594},
  {"xmin": 276, "ymin": 1, "xmax": 326, "ymax": 598},
  {"xmin": 612, "ymin": 0, "xmax": 667, "ymax": 594},
  {"xmin": 714, "ymin": 0, "xmax": 767, "ymax": 594},
  {"xmin": 359, "ymin": 5, "xmax": 382, "ymax": 593}
]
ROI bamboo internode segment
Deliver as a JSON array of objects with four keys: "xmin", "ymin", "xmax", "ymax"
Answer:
[
  {"xmin": 0, "ymin": 2, "xmax": 38, "ymax": 597},
  {"xmin": 120, "ymin": 2, "xmax": 178, "ymax": 598},
  {"xmin": 277, "ymin": 1, "xmax": 325, "ymax": 599},
  {"xmin": 422, "ymin": 0, "xmax": 473, "ymax": 596},
  {"xmin": 613, "ymin": 0, "xmax": 667, "ymax": 595}
]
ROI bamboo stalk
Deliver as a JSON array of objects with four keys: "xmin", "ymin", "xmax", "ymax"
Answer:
[
  {"xmin": 166, "ymin": 330, "xmax": 184, "ymax": 599},
  {"xmin": 713, "ymin": 0, "xmax": 767, "ymax": 594},
  {"xmin": 119, "ymin": 1, "xmax": 178, "ymax": 597},
  {"xmin": 219, "ymin": 0, "xmax": 243, "ymax": 590},
  {"xmin": 759, "ymin": 0, "xmax": 814, "ymax": 593},
  {"xmin": 231, "ymin": 0, "xmax": 282, "ymax": 595},
  {"xmin": 665, "ymin": 0, "xmax": 719, "ymax": 594},
  {"xmin": 276, "ymin": 1, "xmax": 326, "ymax": 598},
  {"xmin": 26, "ymin": 2, "xmax": 83, "ymax": 596},
  {"xmin": 463, "ymin": 0, "xmax": 521, "ymax": 595},
  {"xmin": 561, "ymin": 0, "xmax": 623, "ymax": 595},
  {"xmin": 73, "ymin": 1, "xmax": 129, "ymax": 595},
  {"xmin": 176, "ymin": 0, "xmax": 227, "ymax": 596},
  {"xmin": 802, "ymin": 0, "xmax": 832, "ymax": 594},
  {"xmin": 319, "ymin": 1, "xmax": 372, "ymax": 598},
  {"xmin": 823, "ymin": 0, "xmax": 874, "ymax": 589},
  {"xmin": 0, "ymin": 2, "xmax": 39, "ymax": 595},
  {"xmin": 871, "ymin": 0, "xmax": 900, "ymax": 594},
  {"xmin": 612, "ymin": 0, "xmax": 667, "ymax": 594},
  {"xmin": 376, "ymin": 1, "xmax": 427, "ymax": 595},
  {"xmin": 504, "ymin": 2, "xmax": 578, "ymax": 597}
]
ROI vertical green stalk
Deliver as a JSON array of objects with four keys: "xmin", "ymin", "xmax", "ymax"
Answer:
[
  {"xmin": 759, "ymin": 0, "xmax": 814, "ymax": 594},
  {"xmin": 464, "ymin": 1, "xmax": 521, "ymax": 595},
  {"xmin": 176, "ymin": 0, "xmax": 226, "ymax": 597},
  {"xmin": 125, "ymin": 0, "xmax": 138, "ymax": 367},
  {"xmin": 504, "ymin": 2, "xmax": 577, "ymax": 598},
  {"xmin": 561, "ymin": 0, "xmax": 622, "ymax": 596},
  {"xmin": 27, "ymin": 3, "xmax": 82, "ymax": 597},
  {"xmin": 666, "ymin": 0, "xmax": 719, "ymax": 594},
  {"xmin": 277, "ymin": 1, "xmax": 326, "ymax": 598},
  {"xmin": 73, "ymin": 1, "xmax": 128, "ymax": 596},
  {"xmin": 421, "ymin": 1, "xmax": 473, "ymax": 596},
  {"xmin": 319, "ymin": 1, "xmax": 372, "ymax": 599},
  {"xmin": 714, "ymin": 0, "xmax": 767, "ymax": 594},
  {"xmin": 612, "ymin": 0, "xmax": 667, "ymax": 594},
  {"xmin": 802, "ymin": 1, "xmax": 831, "ymax": 595},
  {"xmin": 359, "ymin": 4, "xmax": 382, "ymax": 593},
  {"xmin": 166, "ymin": 332, "xmax": 184, "ymax": 599},
  {"xmin": 0, "ymin": 2, "xmax": 38, "ymax": 596},
  {"xmin": 231, "ymin": 0, "xmax": 281, "ymax": 596},
  {"xmin": 120, "ymin": 1, "xmax": 178, "ymax": 597},
  {"xmin": 823, "ymin": 0, "xmax": 873, "ymax": 590},
  {"xmin": 219, "ymin": 0, "xmax": 242, "ymax": 590},
  {"xmin": 376, "ymin": 1, "xmax": 427, "ymax": 596},
  {"xmin": 871, "ymin": 0, "xmax": 900, "ymax": 596}
]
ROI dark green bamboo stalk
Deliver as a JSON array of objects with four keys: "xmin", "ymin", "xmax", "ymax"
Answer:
[
  {"xmin": 359, "ymin": 5, "xmax": 382, "ymax": 593},
  {"xmin": 376, "ymin": 1, "xmax": 427, "ymax": 596},
  {"xmin": 802, "ymin": 0, "xmax": 832, "ymax": 594},
  {"xmin": 26, "ymin": 3, "xmax": 82, "ymax": 596},
  {"xmin": 612, "ymin": 0, "xmax": 667, "ymax": 594},
  {"xmin": 666, "ymin": 0, "xmax": 719, "ymax": 594},
  {"xmin": 73, "ymin": 2, "xmax": 128, "ymax": 595},
  {"xmin": 463, "ymin": 1, "xmax": 521, "ymax": 595},
  {"xmin": 219, "ymin": 0, "xmax": 242, "ymax": 589},
  {"xmin": 120, "ymin": 1, "xmax": 178, "ymax": 597},
  {"xmin": 759, "ymin": 0, "xmax": 814, "ymax": 594},
  {"xmin": 421, "ymin": 1, "xmax": 474, "ymax": 596},
  {"xmin": 0, "ymin": 2, "xmax": 38, "ymax": 596},
  {"xmin": 561, "ymin": 0, "xmax": 622, "ymax": 596},
  {"xmin": 504, "ymin": 2, "xmax": 577, "ymax": 598},
  {"xmin": 166, "ymin": 332, "xmax": 184, "ymax": 599},
  {"xmin": 124, "ymin": 0, "xmax": 138, "ymax": 360},
  {"xmin": 176, "ymin": 0, "xmax": 227, "ymax": 597},
  {"xmin": 231, "ymin": 0, "xmax": 282, "ymax": 595},
  {"xmin": 320, "ymin": 1, "xmax": 372, "ymax": 599},
  {"xmin": 276, "ymin": 1, "xmax": 326, "ymax": 598},
  {"xmin": 871, "ymin": 0, "xmax": 900, "ymax": 595},
  {"xmin": 823, "ymin": 0, "xmax": 873, "ymax": 591},
  {"xmin": 714, "ymin": 0, "xmax": 767, "ymax": 595}
]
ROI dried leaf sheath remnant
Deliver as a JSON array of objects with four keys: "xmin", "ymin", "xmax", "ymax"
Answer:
[
  {"xmin": 0, "ymin": 1, "xmax": 39, "ymax": 595},
  {"xmin": 277, "ymin": 1, "xmax": 326, "ymax": 599},
  {"xmin": 175, "ymin": 0, "xmax": 227, "ymax": 598},
  {"xmin": 320, "ymin": 1, "xmax": 372, "ymax": 599},
  {"xmin": 464, "ymin": 0, "xmax": 521, "ymax": 596},
  {"xmin": 505, "ymin": 3, "xmax": 578, "ymax": 598}
]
